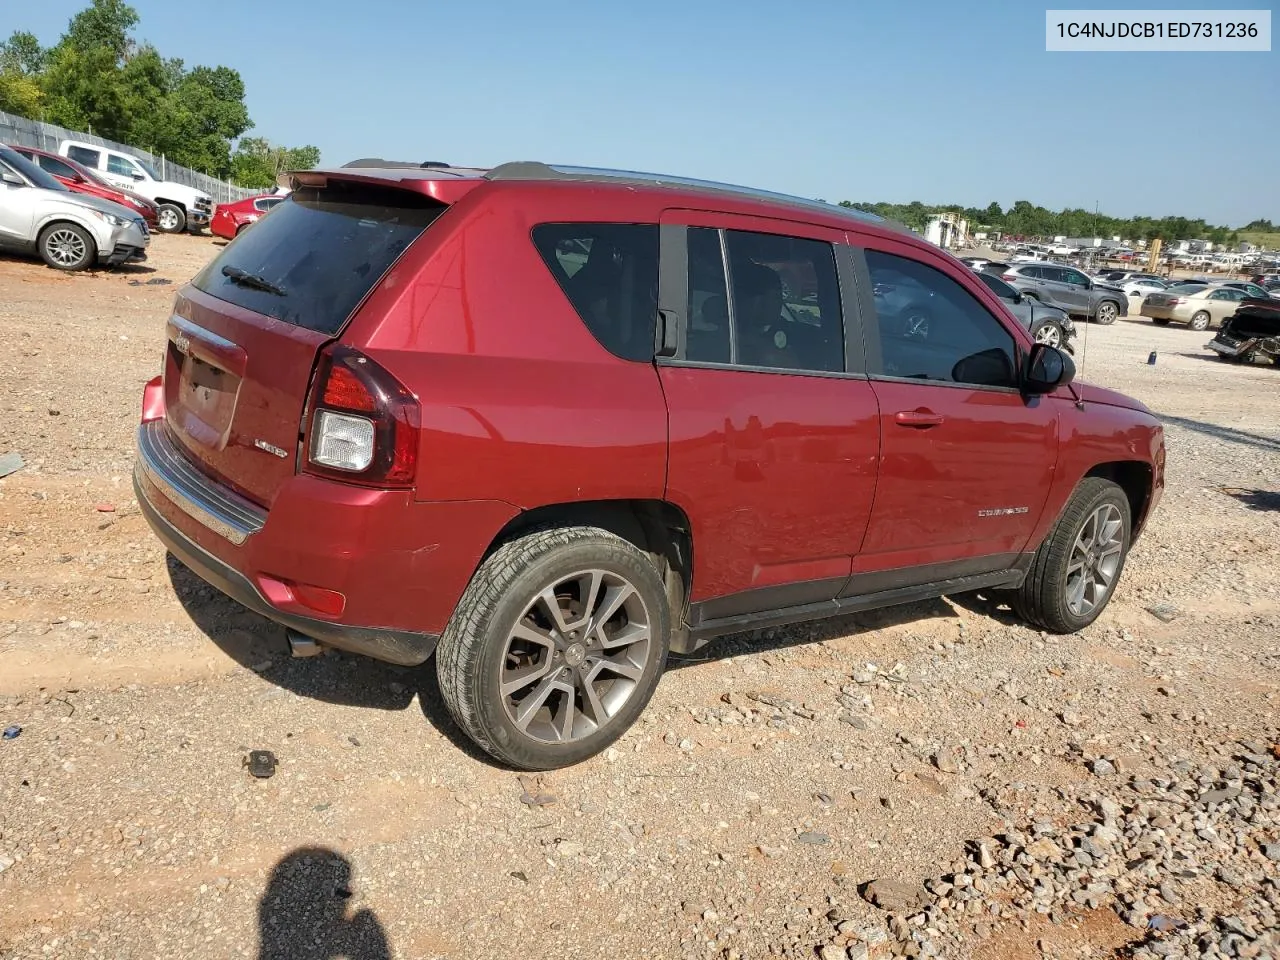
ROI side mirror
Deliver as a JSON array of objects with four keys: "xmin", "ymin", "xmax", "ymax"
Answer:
[
  {"xmin": 132, "ymin": 172, "xmax": 145, "ymax": 181},
  {"xmin": 0, "ymin": 170, "xmax": 24, "ymax": 187},
  {"xmin": 1023, "ymin": 343, "xmax": 1075, "ymax": 394}
]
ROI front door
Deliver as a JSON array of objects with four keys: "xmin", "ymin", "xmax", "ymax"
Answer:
[
  {"xmin": 849, "ymin": 242, "xmax": 1060, "ymax": 591},
  {"xmin": 0, "ymin": 169, "xmax": 36, "ymax": 247},
  {"xmin": 658, "ymin": 214, "xmax": 880, "ymax": 622}
]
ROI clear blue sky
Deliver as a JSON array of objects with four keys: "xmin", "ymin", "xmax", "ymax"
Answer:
[{"xmin": 15, "ymin": 0, "xmax": 1279, "ymax": 226}]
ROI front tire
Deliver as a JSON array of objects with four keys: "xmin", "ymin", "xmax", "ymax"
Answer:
[
  {"xmin": 38, "ymin": 222, "xmax": 96, "ymax": 271},
  {"xmin": 1006, "ymin": 478, "xmax": 1131, "ymax": 634},
  {"xmin": 1094, "ymin": 301, "xmax": 1119, "ymax": 325},
  {"xmin": 156, "ymin": 203, "xmax": 186, "ymax": 234},
  {"xmin": 1188, "ymin": 311, "xmax": 1211, "ymax": 332},
  {"xmin": 436, "ymin": 526, "xmax": 671, "ymax": 770},
  {"xmin": 1031, "ymin": 319, "xmax": 1065, "ymax": 349}
]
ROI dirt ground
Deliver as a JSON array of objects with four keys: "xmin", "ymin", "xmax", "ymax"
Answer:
[{"xmin": 0, "ymin": 236, "xmax": 1277, "ymax": 960}]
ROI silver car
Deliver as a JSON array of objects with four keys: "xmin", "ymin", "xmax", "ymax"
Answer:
[{"xmin": 0, "ymin": 144, "xmax": 149, "ymax": 271}]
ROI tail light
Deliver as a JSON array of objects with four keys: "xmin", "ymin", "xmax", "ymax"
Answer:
[
  {"xmin": 1166, "ymin": 298, "xmax": 1183, "ymax": 305},
  {"xmin": 1002, "ymin": 273, "xmax": 1018, "ymax": 282},
  {"xmin": 302, "ymin": 345, "xmax": 420, "ymax": 488}
]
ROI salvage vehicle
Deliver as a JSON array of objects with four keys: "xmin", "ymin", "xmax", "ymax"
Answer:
[
  {"xmin": 59, "ymin": 139, "xmax": 212, "ymax": 234},
  {"xmin": 0, "ymin": 144, "xmax": 150, "ymax": 271},
  {"xmin": 1141, "ymin": 282, "xmax": 1249, "ymax": 331},
  {"xmin": 999, "ymin": 263, "xmax": 1128, "ymax": 325},
  {"xmin": 133, "ymin": 159, "xmax": 1165, "ymax": 769},
  {"xmin": 1206, "ymin": 297, "xmax": 1280, "ymax": 365},
  {"xmin": 972, "ymin": 269, "xmax": 1076, "ymax": 351},
  {"xmin": 8, "ymin": 145, "xmax": 160, "ymax": 230},
  {"xmin": 210, "ymin": 193, "xmax": 285, "ymax": 240}
]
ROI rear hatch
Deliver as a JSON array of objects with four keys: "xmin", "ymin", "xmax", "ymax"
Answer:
[{"xmin": 162, "ymin": 179, "xmax": 448, "ymax": 507}]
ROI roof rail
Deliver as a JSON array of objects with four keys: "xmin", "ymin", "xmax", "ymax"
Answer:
[
  {"xmin": 483, "ymin": 161, "xmax": 888, "ymax": 227},
  {"xmin": 341, "ymin": 158, "xmax": 452, "ymax": 169}
]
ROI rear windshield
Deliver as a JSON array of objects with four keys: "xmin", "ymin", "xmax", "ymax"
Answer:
[{"xmin": 192, "ymin": 182, "xmax": 444, "ymax": 335}]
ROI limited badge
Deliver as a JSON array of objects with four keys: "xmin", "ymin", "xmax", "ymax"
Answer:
[{"xmin": 773, "ymin": 329, "xmax": 787, "ymax": 349}]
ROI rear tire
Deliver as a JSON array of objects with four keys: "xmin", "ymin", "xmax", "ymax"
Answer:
[
  {"xmin": 1094, "ymin": 301, "xmax": 1119, "ymax": 325},
  {"xmin": 156, "ymin": 203, "xmax": 186, "ymax": 234},
  {"xmin": 37, "ymin": 222, "xmax": 96, "ymax": 271},
  {"xmin": 1004, "ymin": 478, "xmax": 1131, "ymax": 634},
  {"xmin": 436, "ymin": 526, "xmax": 671, "ymax": 770},
  {"xmin": 1189, "ymin": 311, "xmax": 1211, "ymax": 332}
]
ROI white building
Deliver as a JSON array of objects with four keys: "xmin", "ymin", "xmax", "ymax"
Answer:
[{"xmin": 925, "ymin": 213, "xmax": 968, "ymax": 249}]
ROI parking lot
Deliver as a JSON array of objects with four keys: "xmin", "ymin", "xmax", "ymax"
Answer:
[{"xmin": 1, "ymin": 235, "xmax": 1277, "ymax": 959}]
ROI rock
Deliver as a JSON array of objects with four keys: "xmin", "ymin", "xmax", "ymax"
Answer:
[
  {"xmin": 819, "ymin": 946, "xmax": 845, "ymax": 960},
  {"xmin": 1060, "ymin": 709, "xmax": 1084, "ymax": 727},
  {"xmin": 678, "ymin": 738, "xmax": 694, "ymax": 751},
  {"xmin": 852, "ymin": 665, "xmax": 878, "ymax": 684},
  {"xmin": 861, "ymin": 879, "xmax": 927, "ymax": 913},
  {"xmin": 1091, "ymin": 758, "xmax": 1117, "ymax": 776},
  {"xmin": 847, "ymin": 944, "xmax": 870, "ymax": 960},
  {"xmin": 555, "ymin": 840, "xmax": 585, "ymax": 858},
  {"xmin": 932, "ymin": 748, "xmax": 961, "ymax": 775},
  {"xmin": 1261, "ymin": 843, "xmax": 1280, "ymax": 862},
  {"xmin": 1145, "ymin": 602, "xmax": 1180, "ymax": 623},
  {"xmin": 797, "ymin": 832, "xmax": 830, "ymax": 845}
]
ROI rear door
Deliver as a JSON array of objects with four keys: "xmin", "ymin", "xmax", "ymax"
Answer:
[
  {"xmin": 657, "ymin": 211, "xmax": 880, "ymax": 622},
  {"xmin": 850, "ymin": 240, "xmax": 1059, "ymax": 587},
  {"xmin": 163, "ymin": 181, "xmax": 448, "ymax": 507}
]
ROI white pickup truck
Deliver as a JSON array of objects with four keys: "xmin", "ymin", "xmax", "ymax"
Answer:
[{"xmin": 57, "ymin": 140, "xmax": 212, "ymax": 234}]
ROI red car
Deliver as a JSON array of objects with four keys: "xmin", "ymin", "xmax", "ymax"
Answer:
[
  {"xmin": 210, "ymin": 194, "xmax": 285, "ymax": 239},
  {"xmin": 9, "ymin": 145, "xmax": 160, "ymax": 229},
  {"xmin": 134, "ymin": 160, "xmax": 1165, "ymax": 769}
]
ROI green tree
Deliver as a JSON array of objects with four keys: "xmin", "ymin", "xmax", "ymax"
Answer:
[
  {"xmin": 63, "ymin": 0, "xmax": 138, "ymax": 62},
  {"xmin": 231, "ymin": 137, "xmax": 321, "ymax": 189}
]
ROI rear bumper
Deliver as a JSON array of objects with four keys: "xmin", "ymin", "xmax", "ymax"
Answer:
[
  {"xmin": 132, "ymin": 419, "xmax": 519, "ymax": 665},
  {"xmin": 135, "ymin": 473, "xmax": 439, "ymax": 665}
]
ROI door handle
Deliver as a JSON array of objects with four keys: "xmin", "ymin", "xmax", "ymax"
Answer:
[{"xmin": 894, "ymin": 409, "xmax": 945, "ymax": 428}]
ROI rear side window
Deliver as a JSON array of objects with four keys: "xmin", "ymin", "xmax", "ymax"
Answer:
[
  {"xmin": 66, "ymin": 145, "xmax": 101, "ymax": 168},
  {"xmin": 531, "ymin": 223, "xmax": 659, "ymax": 362},
  {"xmin": 192, "ymin": 183, "xmax": 444, "ymax": 335}
]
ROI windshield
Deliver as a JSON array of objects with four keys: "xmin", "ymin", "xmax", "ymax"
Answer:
[
  {"xmin": 135, "ymin": 158, "xmax": 161, "ymax": 180},
  {"xmin": 0, "ymin": 147, "xmax": 69, "ymax": 192}
]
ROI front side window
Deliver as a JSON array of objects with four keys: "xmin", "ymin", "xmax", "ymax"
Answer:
[
  {"xmin": 1062, "ymin": 269, "xmax": 1089, "ymax": 286},
  {"xmin": 106, "ymin": 154, "xmax": 138, "ymax": 177},
  {"xmin": 531, "ymin": 223, "xmax": 659, "ymax": 362},
  {"xmin": 37, "ymin": 154, "xmax": 79, "ymax": 180},
  {"xmin": 865, "ymin": 249, "xmax": 1019, "ymax": 389}
]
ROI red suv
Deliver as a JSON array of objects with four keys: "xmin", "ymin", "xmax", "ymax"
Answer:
[{"xmin": 134, "ymin": 160, "xmax": 1165, "ymax": 769}]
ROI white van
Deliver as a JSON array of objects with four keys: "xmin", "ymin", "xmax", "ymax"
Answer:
[{"xmin": 57, "ymin": 140, "xmax": 212, "ymax": 234}]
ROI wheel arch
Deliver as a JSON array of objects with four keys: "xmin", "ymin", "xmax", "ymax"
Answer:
[
  {"xmin": 35, "ymin": 217, "xmax": 101, "ymax": 261},
  {"xmin": 152, "ymin": 197, "xmax": 189, "ymax": 212},
  {"xmin": 482, "ymin": 498, "xmax": 696, "ymax": 651},
  {"xmin": 1084, "ymin": 460, "xmax": 1154, "ymax": 537}
]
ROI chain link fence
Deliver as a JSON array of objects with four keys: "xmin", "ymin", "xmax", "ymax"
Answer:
[{"xmin": 0, "ymin": 110, "xmax": 258, "ymax": 205}]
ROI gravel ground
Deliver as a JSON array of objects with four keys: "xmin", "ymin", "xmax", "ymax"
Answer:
[{"xmin": 0, "ymin": 236, "xmax": 1277, "ymax": 960}]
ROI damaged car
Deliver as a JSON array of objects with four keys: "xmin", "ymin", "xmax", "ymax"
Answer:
[{"xmin": 1207, "ymin": 297, "xmax": 1280, "ymax": 366}]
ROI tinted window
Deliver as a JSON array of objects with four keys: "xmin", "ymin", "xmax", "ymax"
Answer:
[
  {"xmin": 531, "ymin": 223, "xmax": 659, "ymax": 362},
  {"xmin": 976, "ymin": 271, "xmax": 1017, "ymax": 300},
  {"xmin": 0, "ymin": 146, "xmax": 67, "ymax": 191},
  {"xmin": 1018, "ymin": 266, "xmax": 1043, "ymax": 279},
  {"xmin": 1062, "ymin": 269, "xmax": 1089, "ymax": 286},
  {"xmin": 106, "ymin": 154, "xmax": 136, "ymax": 177},
  {"xmin": 66, "ymin": 145, "xmax": 101, "ymax": 168},
  {"xmin": 724, "ymin": 230, "xmax": 843, "ymax": 372},
  {"xmin": 686, "ymin": 227, "xmax": 731, "ymax": 364},
  {"xmin": 254, "ymin": 197, "xmax": 283, "ymax": 212},
  {"xmin": 36, "ymin": 154, "xmax": 80, "ymax": 180},
  {"xmin": 192, "ymin": 184, "xmax": 443, "ymax": 335},
  {"xmin": 866, "ymin": 250, "xmax": 1018, "ymax": 388}
]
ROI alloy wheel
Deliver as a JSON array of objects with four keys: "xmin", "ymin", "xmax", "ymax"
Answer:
[
  {"xmin": 45, "ymin": 228, "xmax": 87, "ymax": 267},
  {"xmin": 1065, "ymin": 503, "xmax": 1124, "ymax": 617},
  {"xmin": 158, "ymin": 209, "xmax": 180, "ymax": 231},
  {"xmin": 1034, "ymin": 323, "xmax": 1061, "ymax": 347},
  {"xmin": 1096, "ymin": 302, "xmax": 1117, "ymax": 324},
  {"xmin": 500, "ymin": 569, "xmax": 652, "ymax": 744}
]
